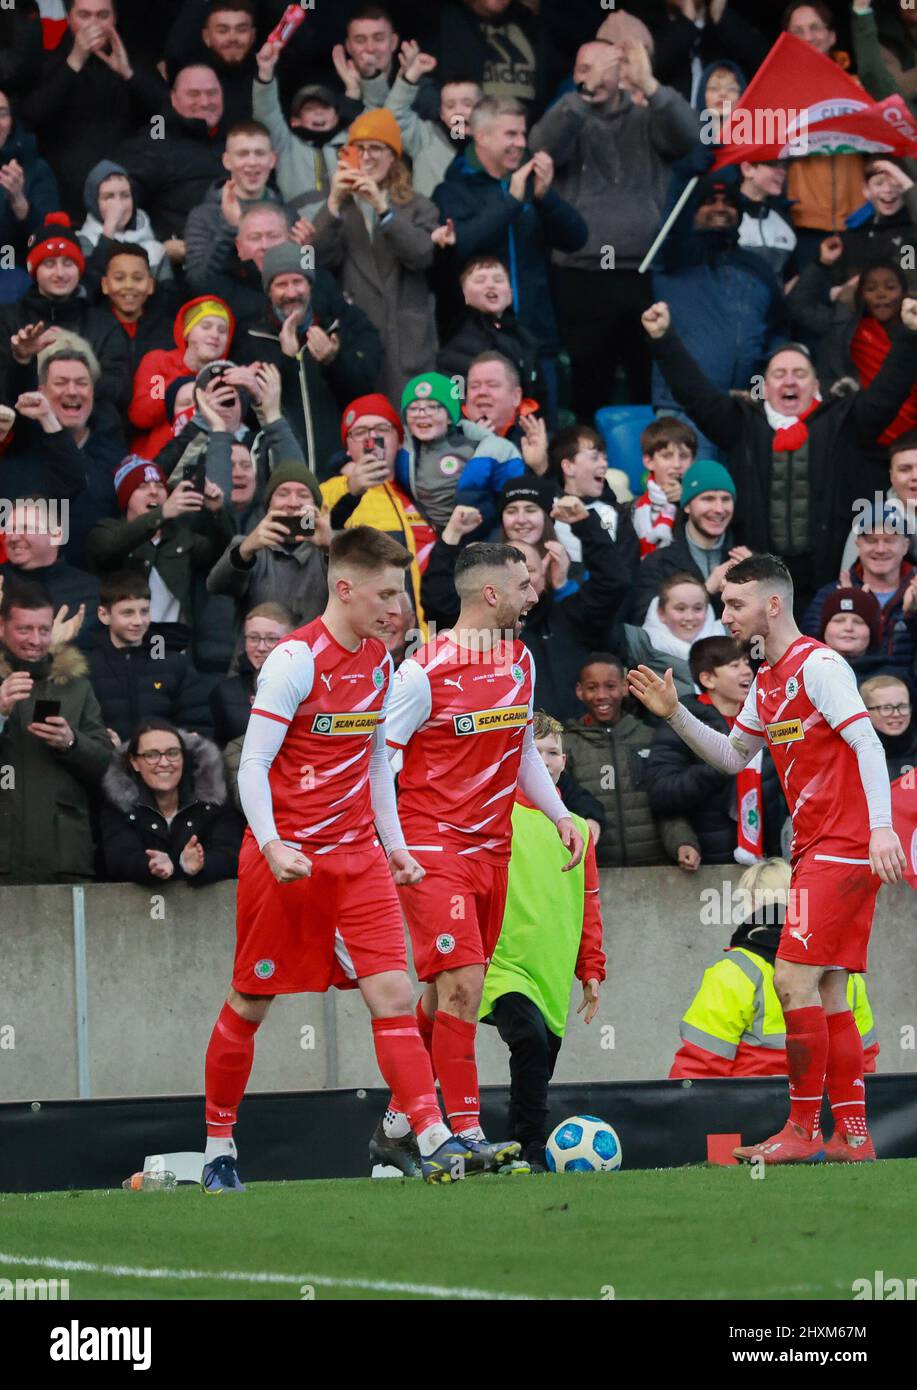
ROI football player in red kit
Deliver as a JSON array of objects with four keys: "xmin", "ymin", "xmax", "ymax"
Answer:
[
  {"xmin": 373, "ymin": 542, "xmax": 584, "ymax": 1176},
  {"xmin": 202, "ymin": 527, "xmax": 490, "ymax": 1190},
  {"xmin": 629, "ymin": 553, "xmax": 906, "ymax": 1165}
]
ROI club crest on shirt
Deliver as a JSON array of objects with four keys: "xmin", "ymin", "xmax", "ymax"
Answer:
[
  {"xmin": 453, "ymin": 705, "xmax": 529, "ymax": 735},
  {"xmin": 372, "ymin": 667, "xmax": 385, "ymax": 689},
  {"xmin": 785, "ymin": 676, "xmax": 800, "ymax": 699},
  {"xmin": 311, "ymin": 711, "xmax": 382, "ymax": 735},
  {"xmin": 439, "ymin": 455, "xmax": 461, "ymax": 476},
  {"xmin": 511, "ymin": 664, "xmax": 524, "ymax": 684},
  {"xmin": 765, "ymin": 717, "xmax": 805, "ymax": 744}
]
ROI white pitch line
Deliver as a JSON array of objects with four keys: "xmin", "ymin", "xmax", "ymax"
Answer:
[{"xmin": 0, "ymin": 1251, "xmax": 541, "ymax": 1301}]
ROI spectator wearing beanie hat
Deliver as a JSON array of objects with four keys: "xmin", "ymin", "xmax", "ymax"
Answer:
[
  {"xmin": 0, "ymin": 212, "xmax": 132, "ymax": 434},
  {"xmin": 321, "ymin": 392, "xmax": 434, "ymax": 634},
  {"xmin": 234, "ymin": 242, "xmax": 382, "ymax": 477},
  {"xmin": 816, "ymin": 585, "xmax": 894, "ymax": 684},
  {"xmin": 394, "ymin": 370, "xmax": 524, "ymax": 534},
  {"xmin": 207, "ymin": 455, "xmax": 331, "ymax": 630},
  {"xmin": 252, "ymin": 38, "xmax": 354, "ymax": 206},
  {"xmin": 627, "ymin": 458, "xmax": 747, "ymax": 626},
  {"xmin": 129, "ymin": 295, "xmax": 235, "ymax": 461},
  {"xmin": 803, "ymin": 500, "xmax": 917, "ymax": 685},
  {"xmin": 88, "ymin": 451, "xmax": 234, "ymax": 659},
  {"xmin": 310, "ymin": 106, "xmax": 442, "ymax": 401}
]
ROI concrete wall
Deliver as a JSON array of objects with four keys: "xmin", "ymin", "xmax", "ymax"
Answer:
[{"xmin": 1, "ymin": 872, "xmax": 915, "ymax": 1102}]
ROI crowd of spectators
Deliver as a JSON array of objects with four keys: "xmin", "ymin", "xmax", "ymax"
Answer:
[{"xmin": 0, "ymin": 0, "xmax": 915, "ymax": 888}]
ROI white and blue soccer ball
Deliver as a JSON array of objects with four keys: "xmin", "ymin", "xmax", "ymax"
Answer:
[{"xmin": 546, "ymin": 1115, "xmax": 622, "ymax": 1172}]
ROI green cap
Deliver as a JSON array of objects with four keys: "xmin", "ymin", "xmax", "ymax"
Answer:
[
  {"xmin": 400, "ymin": 372, "xmax": 461, "ymax": 425},
  {"xmin": 263, "ymin": 460, "xmax": 322, "ymax": 509},
  {"xmin": 682, "ymin": 459, "xmax": 736, "ymax": 503}
]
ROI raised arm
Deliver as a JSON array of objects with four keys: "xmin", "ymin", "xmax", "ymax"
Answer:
[{"xmin": 627, "ymin": 665, "xmax": 764, "ymax": 773}]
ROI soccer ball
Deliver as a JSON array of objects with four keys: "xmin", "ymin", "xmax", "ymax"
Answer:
[{"xmin": 546, "ymin": 1115, "xmax": 622, "ymax": 1172}]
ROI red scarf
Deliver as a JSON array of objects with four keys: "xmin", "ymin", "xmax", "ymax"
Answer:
[
  {"xmin": 850, "ymin": 316, "xmax": 917, "ymax": 447},
  {"xmin": 771, "ymin": 398, "xmax": 820, "ymax": 452},
  {"xmin": 698, "ymin": 693, "xmax": 764, "ymax": 861}
]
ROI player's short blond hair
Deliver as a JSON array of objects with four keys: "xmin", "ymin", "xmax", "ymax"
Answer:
[{"xmin": 532, "ymin": 710, "xmax": 563, "ymax": 742}]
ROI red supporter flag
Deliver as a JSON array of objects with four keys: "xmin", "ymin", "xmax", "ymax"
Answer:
[
  {"xmin": 891, "ymin": 775, "xmax": 917, "ymax": 890},
  {"xmin": 712, "ymin": 32, "xmax": 917, "ymax": 170}
]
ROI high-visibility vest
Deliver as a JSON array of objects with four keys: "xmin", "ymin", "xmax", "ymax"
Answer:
[{"xmin": 669, "ymin": 947, "xmax": 879, "ymax": 1079}]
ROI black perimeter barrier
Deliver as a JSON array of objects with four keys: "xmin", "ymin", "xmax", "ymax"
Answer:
[{"xmin": 2, "ymin": 1075, "xmax": 917, "ymax": 1192}]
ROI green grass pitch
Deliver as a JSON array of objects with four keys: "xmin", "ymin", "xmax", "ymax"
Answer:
[{"xmin": 2, "ymin": 1162, "xmax": 915, "ymax": 1301}]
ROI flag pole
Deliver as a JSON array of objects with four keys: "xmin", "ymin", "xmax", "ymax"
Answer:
[{"xmin": 638, "ymin": 176, "xmax": 699, "ymax": 275}]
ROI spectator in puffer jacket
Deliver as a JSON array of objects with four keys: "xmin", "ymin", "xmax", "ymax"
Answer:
[
  {"xmin": 129, "ymin": 295, "xmax": 235, "ymax": 460},
  {"xmin": 529, "ymin": 37, "xmax": 699, "ymax": 419},
  {"xmin": 208, "ymin": 600, "xmax": 293, "ymax": 747},
  {"xmin": 396, "ymin": 371, "xmax": 524, "ymax": 534},
  {"xmin": 645, "ymin": 635, "xmax": 787, "ymax": 867},
  {"xmin": 736, "ymin": 160, "xmax": 798, "ymax": 282},
  {"xmin": 100, "ymin": 717, "xmax": 243, "ymax": 887},
  {"xmin": 563, "ymin": 651, "xmax": 696, "ymax": 870},
  {"xmin": 436, "ymin": 256, "xmax": 543, "ymax": 406},
  {"xmin": 78, "ymin": 160, "xmax": 168, "ymax": 290},
  {"xmin": 87, "ymin": 572, "xmax": 213, "ymax": 745}
]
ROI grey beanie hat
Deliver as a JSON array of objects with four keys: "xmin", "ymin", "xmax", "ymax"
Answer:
[{"xmin": 261, "ymin": 242, "xmax": 314, "ymax": 291}]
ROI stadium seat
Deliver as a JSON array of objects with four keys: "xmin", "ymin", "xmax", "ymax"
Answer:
[{"xmin": 594, "ymin": 405, "xmax": 655, "ymax": 495}]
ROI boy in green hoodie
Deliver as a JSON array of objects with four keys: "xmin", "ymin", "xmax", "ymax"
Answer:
[{"xmin": 480, "ymin": 711, "xmax": 606, "ymax": 1171}]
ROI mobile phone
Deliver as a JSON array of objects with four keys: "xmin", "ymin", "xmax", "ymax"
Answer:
[
  {"xmin": 267, "ymin": 3, "xmax": 307, "ymax": 48},
  {"xmin": 337, "ymin": 145, "xmax": 360, "ymax": 172},
  {"xmin": 182, "ymin": 461, "xmax": 206, "ymax": 493},
  {"xmin": 33, "ymin": 699, "xmax": 61, "ymax": 723},
  {"xmin": 277, "ymin": 514, "xmax": 315, "ymax": 543}
]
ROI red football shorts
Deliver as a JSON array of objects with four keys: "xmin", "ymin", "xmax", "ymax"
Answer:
[
  {"xmin": 398, "ymin": 851, "xmax": 509, "ymax": 982},
  {"xmin": 777, "ymin": 851, "xmax": 880, "ymax": 973},
  {"xmin": 233, "ymin": 830, "xmax": 407, "ymax": 994}
]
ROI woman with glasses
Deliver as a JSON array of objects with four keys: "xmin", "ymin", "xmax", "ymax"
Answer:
[
  {"xmin": 860, "ymin": 674, "xmax": 917, "ymax": 781},
  {"xmin": 310, "ymin": 107, "xmax": 442, "ymax": 400},
  {"xmin": 100, "ymin": 717, "xmax": 244, "ymax": 886},
  {"xmin": 209, "ymin": 603, "xmax": 293, "ymax": 748}
]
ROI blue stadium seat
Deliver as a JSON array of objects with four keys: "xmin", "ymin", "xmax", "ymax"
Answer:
[{"xmin": 594, "ymin": 405, "xmax": 655, "ymax": 495}]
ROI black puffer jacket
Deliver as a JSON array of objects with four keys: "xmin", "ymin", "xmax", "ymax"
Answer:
[
  {"xmin": 209, "ymin": 652, "xmax": 257, "ymax": 748},
  {"xmin": 87, "ymin": 630, "xmax": 214, "ymax": 742},
  {"xmin": 644, "ymin": 695, "xmax": 787, "ymax": 864},
  {"xmin": 99, "ymin": 731, "xmax": 243, "ymax": 886}
]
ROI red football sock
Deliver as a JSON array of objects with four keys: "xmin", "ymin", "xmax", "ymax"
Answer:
[
  {"xmin": 784, "ymin": 1005, "xmax": 828, "ymax": 1138},
  {"xmin": 372, "ymin": 1016, "xmax": 443, "ymax": 1138},
  {"xmin": 432, "ymin": 1009, "xmax": 479, "ymax": 1133},
  {"xmin": 205, "ymin": 1002, "xmax": 261, "ymax": 1137},
  {"xmin": 825, "ymin": 1010, "xmax": 868, "ymax": 1138},
  {"xmin": 390, "ymin": 997, "xmax": 435, "ymax": 1115}
]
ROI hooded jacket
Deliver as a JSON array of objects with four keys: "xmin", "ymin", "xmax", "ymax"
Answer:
[
  {"xmin": 78, "ymin": 159, "xmax": 166, "ymax": 280},
  {"xmin": 128, "ymin": 296, "xmax": 236, "ymax": 460},
  {"xmin": 99, "ymin": 730, "xmax": 243, "ymax": 886},
  {"xmin": 0, "ymin": 641, "xmax": 112, "ymax": 883},
  {"xmin": 529, "ymin": 86, "xmax": 699, "ymax": 271},
  {"xmin": 394, "ymin": 417, "xmax": 524, "ymax": 534},
  {"xmin": 433, "ymin": 146, "xmax": 587, "ymax": 354},
  {"xmin": 670, "ymin": 909, "xmax": 879, "ymax": 1078}
]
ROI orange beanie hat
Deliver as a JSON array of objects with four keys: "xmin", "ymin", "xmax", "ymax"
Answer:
[{"xmin": 347, "ymin": 107, "xmax": 403, "ymax": 157}]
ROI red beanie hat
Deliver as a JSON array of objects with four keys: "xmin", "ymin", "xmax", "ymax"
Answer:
[
  {"xmin": 818, "ymin": 586, "xmax": 882, "ymax": 651},
  {"xmin": 26, "ymin": 212, "xmax": 86, "ymax": 278},
  {"xmin": 340, "ymin": 393, "xmax": 403, "ymax": 448},
  {"xmin": 114, "ymin": 456, "xmax": 167, "ymax": 513}
]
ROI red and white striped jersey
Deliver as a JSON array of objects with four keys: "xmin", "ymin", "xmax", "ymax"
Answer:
[
  {"xmin": 386, "ymin": 633, "xmax": 535, "ymax": 863},
  {"xmin": 735, "ymin": 637, "xmax": 872, "ymax": 862},
  {"xmin": 249, "ymin": 616, "xmax": 393, "ymax": 854}
]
